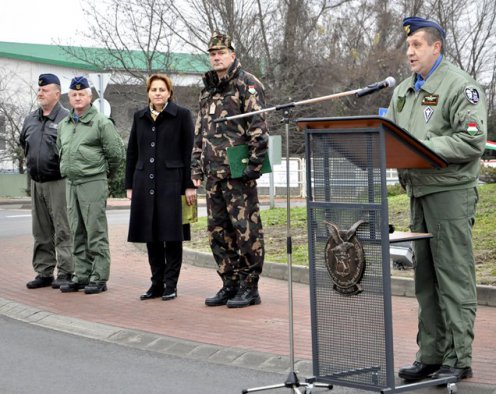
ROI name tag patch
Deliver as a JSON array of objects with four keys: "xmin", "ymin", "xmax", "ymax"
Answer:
[{"xmin": 422, "ymin": 94, "xmax": 439, "ymax": 106}]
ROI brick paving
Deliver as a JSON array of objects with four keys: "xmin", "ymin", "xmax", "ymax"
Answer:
[{"xmin": 1, "ymin": 207, "xmax": 495, "ymax": 389}]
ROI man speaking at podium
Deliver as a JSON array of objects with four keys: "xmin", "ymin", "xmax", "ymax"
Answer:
[{"xmin": 386, "ymin": 17, "xmax": 487, "ymax": 382}]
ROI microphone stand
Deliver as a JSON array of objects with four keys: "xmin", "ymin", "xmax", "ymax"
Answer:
[{"xmin": 214, "ymin": 85, "xmax": 387, "ymax": 394}]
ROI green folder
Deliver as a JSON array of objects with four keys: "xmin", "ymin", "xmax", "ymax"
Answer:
[
  {"xmin": 227, "ymin": 144, "xmax": 272, "ymax": 179},
  {"xmin": 182, "ymin": 195, "xmax": 198, "ymax": 224}
]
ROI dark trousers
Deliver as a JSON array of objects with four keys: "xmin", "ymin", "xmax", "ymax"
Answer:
[{"xmin": 146, "ymin": 241, "xmax": 183, "ymax": 290}]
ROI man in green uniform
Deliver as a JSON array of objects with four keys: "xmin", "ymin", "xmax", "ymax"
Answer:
[
  {"xmin": 191, "ymin": 32, "xmax": 269, "ymax": 308},
  {"xmin": 57, "ymin": 76, "xmax": 124, "ymax": 294},
  {"xmin": 387, "ymin": 17, "xmax": 487, "ymax": 382}
]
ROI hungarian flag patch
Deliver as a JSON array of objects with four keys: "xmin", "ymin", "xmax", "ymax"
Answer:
[{"xmin": 467, "ymin": 122, "xmax": 479, "ymax": 136}]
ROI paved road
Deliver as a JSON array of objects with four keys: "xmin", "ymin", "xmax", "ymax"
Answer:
[{"xmin": 0, "ymin": 314, "xmax": 289, "ymax": 394}]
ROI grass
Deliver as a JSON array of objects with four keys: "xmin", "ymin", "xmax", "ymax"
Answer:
[{"xmin": 188, "ymin": 183, "xmax": 496, "ymax": 286}]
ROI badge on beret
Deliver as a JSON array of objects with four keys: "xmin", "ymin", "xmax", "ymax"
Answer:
[
  {"xmin": 465, "ymin": 88, "xmax": 480, "ymax": 104},
  {"xmin": 422, "ymin": 94, "xmax": 439, "ymax": 106},
  {"xmin": 397, "ymin": 96, "xmax": 405, "ymax": 112},
  {"xmin": 424, "ymin": 106, "xmax": 434, "ymax": 123},
  {"xmin": 248, "ymin": 85, "xmax": 257, "ymax": 95}
]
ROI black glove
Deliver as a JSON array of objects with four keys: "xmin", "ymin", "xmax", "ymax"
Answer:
[{"xmin": 240, "ymin": 167, "xmax": 261, "ymax": 183}]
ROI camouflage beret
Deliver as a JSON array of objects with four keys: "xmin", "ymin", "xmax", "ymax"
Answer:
[{"xmin": 208, "ymin": 31, "xmax": 234, "ymax": 52}]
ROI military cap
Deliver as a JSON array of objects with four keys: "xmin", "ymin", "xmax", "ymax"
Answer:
[
  {"xmin": 38, "ymin": 73, "xmax": 60, "ymax": 86},
  {"xmin": 208, "ymin": 31, "xmax": 234, "ymax": 52},
  {"xmin": 403, "ymin": 16, "xmax": 446, "ymax": 39},
  {"xmin": 69, "ymin": 76, "xmax": 90, "ymax": 90}
]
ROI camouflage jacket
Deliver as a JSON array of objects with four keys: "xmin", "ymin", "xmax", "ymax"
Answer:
[{"xmin": 191, "ymin": 59, "xmax": 269, "ymax": 180}]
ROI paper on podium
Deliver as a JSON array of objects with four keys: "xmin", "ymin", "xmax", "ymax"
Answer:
[
  {"xmin": 182, "ymin": 196, "xmax": 198, "ymax": 224},
  {"xmin": 226, "ymin": 144, "xmax": 272, "ymax": 179}
]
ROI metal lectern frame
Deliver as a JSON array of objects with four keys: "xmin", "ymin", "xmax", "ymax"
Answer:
[{"xmin": 297, "ymin": 116, "xmax": 456, "ymax": 393}]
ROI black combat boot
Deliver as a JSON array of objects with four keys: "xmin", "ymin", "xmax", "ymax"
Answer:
[
  {"xmin": 227, "ymin": 275, "xmax": 261, "ymax": 308},
  {"xmin": 205, "ymin": 277, "xmax": 239, "ymax": 306}
]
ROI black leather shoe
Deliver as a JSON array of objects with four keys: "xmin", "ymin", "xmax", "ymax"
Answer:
[
  {"xmin": 26, "ymin": 275, "xmax": 54, "ymax": 289},
  {"xmin": 227, "ymin": 286, "xmax": 261, "ymax": 308},
  {"xmin": 162, "ymin": 288, "xmax": 177, "ymax": 301},
  {"xmin": 398, "ymin": 361, "xmax": 441, "ymax": 381},
  {"xmin": 51, "ymin": 274, "xmax": 73, "ymax": 289},
  {"xmin": 431, "ymin": 365, "xmax": 473, "ymax": 382},
  {"xmin": 205, "ymin": 285, "xmax": 238, "ymax": 306},
  {"xmin": 84, "ymin": 282, "xmax": 107, "ymax": 294},
  {"xmin": 140, "ymin": 286, "xmax": 164, "ymax": 300},
  {"xmin": 60, "ymin": 281, "xmax": 87, "ymax": 293}
]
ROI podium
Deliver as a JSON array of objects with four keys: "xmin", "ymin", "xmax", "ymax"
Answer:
[{"xmin": 296, "ymin": 116, "xmax": 453, "ymax": 393}]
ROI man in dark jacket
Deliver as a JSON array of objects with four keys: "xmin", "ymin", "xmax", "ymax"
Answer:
[
  {"xmin": 191, "ymin": 32, "xmax": 269, "ymax": 308},
  {"xmin": 19, "ymin": 73, "xmax": 74, "ymax": 289}
]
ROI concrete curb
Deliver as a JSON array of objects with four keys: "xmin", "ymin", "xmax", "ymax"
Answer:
[
  {"xmin": 183, "ymin": 249, "xmax": 496, "ymax": 307},
  {"xmin": 0, "ymin": 296, "xmax": 311, "ymax": 377}
]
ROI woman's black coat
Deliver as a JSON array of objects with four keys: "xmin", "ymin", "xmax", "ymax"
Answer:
[{"xmin": 125, "ymin": 101, "xmax": 194, "ymax": 243}]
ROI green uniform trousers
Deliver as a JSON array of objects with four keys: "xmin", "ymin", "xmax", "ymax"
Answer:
[
  {"xmin": 31, "ymin": 179, "xmax": 73, "ymax": 277},
  {"xmin": 67, "ymin": 179, "xmax": 110, "ymax": 283},
  {"xmin": 410, "ymin": 187, "xmax": 478, "ymax": 368}
]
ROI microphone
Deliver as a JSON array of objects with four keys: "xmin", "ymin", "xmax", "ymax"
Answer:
[{"xmin": 356, "ymin": 77, "xmax": 396, "ymax": 97}]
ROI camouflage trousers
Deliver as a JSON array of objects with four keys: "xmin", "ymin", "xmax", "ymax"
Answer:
[{"xmin": 205, "ymin": 177, "xmax": 264, "ymax": 284}]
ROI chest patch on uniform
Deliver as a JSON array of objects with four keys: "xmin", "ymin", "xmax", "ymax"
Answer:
[
  {"xmin": 209, "ymin": 102, "xmax": 216, "ymax": 115},
  {"xmin": 423, "ymin": 106, "xmax": 434, "ymax": 123},
  {"xmin": 467, "ymin": 122, "xmax": 479, "ymax": 136},
  {"xmin": 465, "ymin": 88, "xmax": 480, "ymax": 104},
  {"xmin": 422, "ymin": 94, "xmax": 439, "ymax": 106},
  {"xmin": 397, "ymin": 96, "xmax": 405, "ymax": 112}
]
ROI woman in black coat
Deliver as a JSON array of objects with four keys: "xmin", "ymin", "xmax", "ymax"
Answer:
[{"xmin": 125, "ymin": 73, "xmax": 196, "ymax": 301}]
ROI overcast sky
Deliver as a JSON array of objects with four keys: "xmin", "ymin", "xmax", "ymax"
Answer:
[{"xmin": 0, "ymin": 0, "xmax": 90, "ymax": 45}]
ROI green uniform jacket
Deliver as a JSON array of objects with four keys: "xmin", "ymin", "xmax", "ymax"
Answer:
[
  {"xmin": 57, "ymin": 105, "xmax": 124, "ymax": 185},
  {"xmin": 387, "ymin": 59, "xmax": 487, "ymax": 197}
]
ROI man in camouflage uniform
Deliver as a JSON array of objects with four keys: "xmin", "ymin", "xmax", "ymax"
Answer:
[
  {"xmin": 387, "ymin": 17, "xmax": 487, "ymax": 382},
  {"xmin": 191, "ymin": 32, "xmax": 269, "ymax": 308}
]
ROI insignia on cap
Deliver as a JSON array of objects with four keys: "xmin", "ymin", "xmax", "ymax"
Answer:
[{"xmin": 464, "ymin": 88, "xmax": 480, "ymax": 104}]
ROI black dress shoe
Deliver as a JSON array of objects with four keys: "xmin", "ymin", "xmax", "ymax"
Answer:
[
  {"xmin": 162, "ymin": 288, "xmax": 177, "ymax": 301},
  {"xmin": 431, "ymin": 365, "xmax": 473, "ymax": 382},
  {"xmin": 60, "ymin": 281, "xmax": 87, "ymax": 293},
  {"xmin": 26, "ymin": 275, "xmax": 54, "ymax": 289},
  {"xmin": 84, "ymin": 282, "xmax": 107, "ymax": 294},
  {"xmin": 140, "ymin": 286, "xmax": 163, "ymax": 300},
  {"xmin": 398, "ymin": 361, "xmax": 441, "ymax": 381}
]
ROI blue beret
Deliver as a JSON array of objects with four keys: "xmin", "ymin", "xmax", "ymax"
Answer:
[
  {"xmin": 38, "ymin": 73, "xmax": 60, "ymax": 86},
  {"xmin": 69, "ymin": 76, "xmax": 90, "ymax": 90},
  {"xmin": 403, "ymin": 16, "xmax": 446, "ymax": 39}
]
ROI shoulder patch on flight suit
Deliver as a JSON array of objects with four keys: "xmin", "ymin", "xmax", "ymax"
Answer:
[{"xmin": 464, "ymin": 87, "xmax": 480, "ymax": 104}]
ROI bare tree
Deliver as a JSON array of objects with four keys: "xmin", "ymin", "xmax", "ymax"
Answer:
[{"xmin": 60, "ymin": 0, "xmax": 179, "ymax": 84}]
